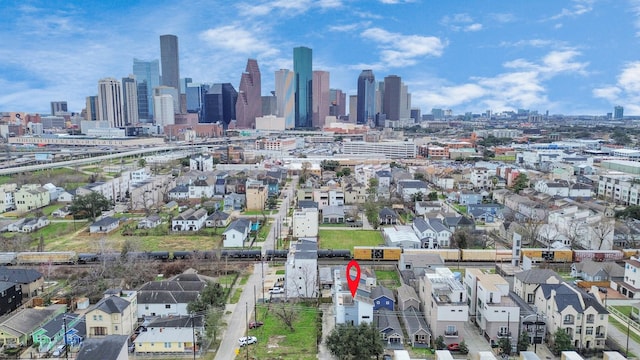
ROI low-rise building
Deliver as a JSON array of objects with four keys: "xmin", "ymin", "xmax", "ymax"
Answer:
[
  {"xmin": 86, "ymin": 291, "xmax": 137, "ymax": 337},
  {"xmin": 285, "ymin": 239, "xmax": 318, "ymax": 298},
  {"xmin": 171, "ymin": 208, "xmax": 208, "ymax": 232},
  {"xmin": 222, "ymin": 219, "xmax": 251, "ymax": 247},
  {"xmin": 292, "ymin": 207, "xmax": 319, "ymax": 238}
]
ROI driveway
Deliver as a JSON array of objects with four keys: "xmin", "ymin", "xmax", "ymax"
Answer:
[
  {"xmin": 214, "ymin": 263, "xmax": 266, "ymax": 360},
  {"xmin": 318, "ymin": 303, "xmax": 337, "ymax": 360}
]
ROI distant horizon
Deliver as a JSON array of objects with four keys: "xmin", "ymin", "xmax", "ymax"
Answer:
[{"xmin": 2, "ymin": 1, "xmax": 640, "ymax": 115}]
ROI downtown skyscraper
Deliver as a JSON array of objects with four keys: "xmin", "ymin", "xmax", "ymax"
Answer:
[
  {"xmin": 97, "ymin": 78, "xmax": 124, "ymax": 128},
  {"xmin": 122, "ymin": 75, "xmax": 139, "ymax": 126},
  {"xmin": 357, "ymin": 70, "xmax": 376, "ymax": 125},
  {"xmin": 235, "ymin": 59, "xmax": 262, "ymax": 129},
  {"xmin": 133, "ymin": 58, "xmax": 160, "ymax": 121},
  {"xmin": 312, "ymin": 70, "xmax": 330, "ymax": 129},
  {"xmin": 160, "ymin": 34, "xmax": 181, "ymax": 111},
  {"xmin": 293, "ymin": 46, "xmax": 312, "ymax": 128},
  {"xmin": 275, "ymin": 69, "xmax": 295, "ymax": 129}
]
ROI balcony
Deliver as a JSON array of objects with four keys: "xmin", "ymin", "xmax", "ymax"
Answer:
[
  {"xmin": 444, "ymin": 330, "xmax": 458, "ymax": 337},
  {"xmin": 497, "ymin": 331, "xmax": 512, "ymax": 338},
  {"xmin": 596, "ymin": 333, "xmax": 605, "ymax": 339},
  {"xmin": 563, "ymin": 320, "xmax": 574, "ymax": 325}
]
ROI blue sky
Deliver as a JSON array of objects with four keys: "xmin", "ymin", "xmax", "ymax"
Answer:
[{"xmin": 2, "ymin": 0, "xmax": 640, "ymax": 115}]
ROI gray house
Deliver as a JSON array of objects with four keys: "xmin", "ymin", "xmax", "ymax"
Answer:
[
  {"xmin": 374, "ymin": 309, "xmax": 404, "ymax": 348},
  {"xmin": 89, "ymin": 217, "xmax": 120, "ymax": 234},
  {"xmin": 402, "ymin": 306, "xmax": 431, "ymax": 347},
  {"xmin": 570, "ymin": 260, "xmax": 624, "ymax": 282}
]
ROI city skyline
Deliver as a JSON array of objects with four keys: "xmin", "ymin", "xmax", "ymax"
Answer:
[{"xmin": 3, "ymin": 1, "xmax": 640, "ymax": 115}]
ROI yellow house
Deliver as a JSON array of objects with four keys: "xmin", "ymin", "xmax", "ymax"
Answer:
[
  {"xmin": 245, "ymin": 183, "xmax": 268, "ymax": 211},
  {"xmin": 86, "ymin": 291, "xmax": 137, "ymax": 338},
  {"xmin": 134, "ymin": 327, "xmax": 196, "ymax": 354},
  {"xmin": 14, "ymin": 184, "xmax": 50, "ymax": 213}
]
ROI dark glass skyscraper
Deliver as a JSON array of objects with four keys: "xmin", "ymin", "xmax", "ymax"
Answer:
[
  {"xmin": 293, "ymin": 46, "xmax": 312, "ymax": 128},
  {"xmin": 160, "ymin": 35, "xmax": 180, "ymax": 112},
  {"xmin": 133, "ymin": 58, "xmax": 160, "ymax": 120},
  {"xmin": 383, "ymin": 75, "xmax": 402, "ymax": 121},
  {"xmin": 357, "ymin": 70, "xmax": 375, "ymax": 125},
  {"xmin": 203, "ymin": 83, "xmax": 237, "ymax": 129},
  {"xmin": 236, "ymin": 59, "xmax": 262, "ymax": 129}
]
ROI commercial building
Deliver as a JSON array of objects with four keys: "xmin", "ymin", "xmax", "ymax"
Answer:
[
  {"xmin": 341, "ymin": 141, "xmax": 417, "ymax": 158},
  {"xmin": 294, "ymin": 46, "xmax": 313, "ymax": 128},
  {"xmin": 357, "ymin": 70, "xmax": 376, "ymax": 125},
  {"xmin": 235, "ymin": 59, "xmax": 262, "ymax": 129},
  {"xmin": 97, "ymin": 78, "xmax": 124, "ymax": 128},
  {"xmin": 275, "ymin": 69, "xmax": 295, "ymax": 129},
  {"xmin": 133, "ymin": 58, "xmax": 160, "ymax": 120},
  {"xmin": 159, "ymin": 34, "xmax": 180, "ymax": 110},
  {"xmin": 121, "ymin": 75, "xmax": 138, "ymax": 126},
  {"xmin": 312, "ymin": 70, "xmax": 330, "ymax": 129}
]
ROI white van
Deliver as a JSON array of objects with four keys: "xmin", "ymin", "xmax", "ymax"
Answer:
[{"xmin": 52, "ymin": 344, "xmax": 66, "ymax": 357}]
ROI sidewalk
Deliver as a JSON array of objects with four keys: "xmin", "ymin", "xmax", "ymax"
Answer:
[{"xmin": 607, "ymin": 312, "xmax": 640, "ymax": 359}]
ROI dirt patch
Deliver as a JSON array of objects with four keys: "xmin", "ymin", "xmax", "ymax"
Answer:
[{"xmin": 267, "ymin": 335, "xmax": 286, "ymax": 349}]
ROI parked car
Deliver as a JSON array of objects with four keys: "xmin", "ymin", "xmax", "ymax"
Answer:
[
  {"xmin": 238, "ymin": 336, "xmax": 257, "ymax": 347},
  {"xmin": 52, "ymin": 344, "xmax": 66, "ymax": 357},
  {"xmin": 269, "ymin": 286, "xmax": 285, "ymax": 294},
  {"xmin": 447, "ymin": 343, "xmax": 460, "ymax": 351},
  {"xmin": 249, "ymin": 321, "xmax": 264, "ymax": 329},
  {"xmin": 382, "ymin": 355, "xmax": 392, "ymax": 360}
]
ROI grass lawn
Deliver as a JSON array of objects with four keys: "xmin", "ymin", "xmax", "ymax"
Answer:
[
  {"xmin": 318, "ymin": 223, "xmax": 347, "ymax": 228},
  {"xmin": 243, "ymin": 210, "xmax": 274, "ymax": 216},
  {"xmin": 230, "ymin": 288, "xmax": 242, "ymax": 304},
  {"xmin": 613, "ymin": 305, "xmax": 634, "ymax": 317},
  {"xmin": 275, "ymin": 270, "xmax": 285, "ymax": 275},
  {"xmin": 319, "ymin": 230, "xmax": 383, "ymax": 251},
  {"xmin": 453, "ymin": 204, "xmax": 467, "ymax": 214},
  {"xmin": 41, "ymin": 204, "xmax": 63, "ymax": 217},
  {"xmin": 375, "ymin": 270, "xmax": 401, "ymax": 288},
  {"xmin": 609, "ymin": 316, "xmax": 640, "ymax": 357},
  {"xmin": 245, "ymin": 304, "xmax": 317, "ymax": 360}
]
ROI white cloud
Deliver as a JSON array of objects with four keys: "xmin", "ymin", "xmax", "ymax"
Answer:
[
  {"xmin": 549, "ymin": 0, "xmax": 594, "ymax": 20},
  {"xmin": 465, "ymin": 23, "xmax": 483, "ymax": 32},
  {"xmin": 441, "ymin": 13, "xmax": 484, "ymax": 32},
  {"xmin": 361, "ymin": 27, "xmax": 445, "ymax": 67},
  {"xmin": 500, "ymin": 39, "xmax": 566, "ymax": 48},
  {"xmin": 379, "ymin": 0, "xmax": 415, "ymax": 4},
  {"xmin": 594, "ymin": 62, "xmax": 640, "ymax": 113},
  {"xmin": 489, "ymin": 13, "xmax": 516, "ymax": 23},
  {"xmin": 415, "ymin": 50, "xmax": 588, "ymax": 112},
  {"xmin": 328, "ymin": 23, "xmax": 361, "ymax": 32},
  {"xmin": 199, "ymin": 25, "xmax": 278, "ymax": 58},
  {"xmin": 629, "ymin": 0, "xmax": 640, "ymax": 37}
]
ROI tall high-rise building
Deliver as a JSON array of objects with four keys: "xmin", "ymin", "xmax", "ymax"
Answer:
[
  {"xmin": 275, "ymin": 69, "xmax": 295, "ymax": 129},
  {"xmin": 160, "ymin": 35, "xmax": 181, "ymax": 111},
  {"xmin": 400, "ymin": 83, "xmax": 411, "ymax": 120},
  {"xmin": 50, "ymin": 101, "xmax": 67, "ymax": 116},
  {"xmin": 133, "ymin": 58, "xmax": 160, "ymax": 120},
  {"xmin": 329, "ymin": 89, "xmax": 346, "ymax": 117},
  {"xmin": 235, "ymin": 59, "xmax": 262, "ymax": 129},
  {"xmin": 203, "ymin": 83, "xmax": 237, "ymax": 128},
  {"xmin": 153, "ymin": 94, "xmax": 175, "ymax": 129},
  {"xmin": 186, "ymin": 83, "xmax": 204, "ymax": 114},
  {"xmin": 293, "ymin": 46, "xmax": 312, "ymax": 128},
  {"xmin": 357, "ymin": 70, "xmax": 376, "ymax": 125},
  {"xmin": 614, "ymin": 105, "xmax": 624, "ymax": 120},
  {"xmin": 153, "ymin": 86, "xmax": 180, "ymax": 115},
  {"xmin": 312, "ymin": 70, "xmax": 330, "ymax": 129},
  {"xmin": 85, "ymin": 96, "xmax": 98, "ymax": 121},
  {"xmin": 262, "ymin": 92, "xmax": 277, "ymax": 116},
  {"xmin": 383, "ymin": 75, "xmax": 402, "ymax": 121},
  {"xmin": 121, "ymin": 75, "xmax": 139, "ymax": 126},
  {"xmin": 349, "ymin": 95, "xmax": 357, "ymax": 123},
  {"xmin": 97, "ymin": 78, "xmax": 124, "ymax": 127}
]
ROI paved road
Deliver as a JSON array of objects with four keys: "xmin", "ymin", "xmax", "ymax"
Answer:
[
  {"xmin": 214, "ymin": 263, "xmax": 265, "ymax": 360},
  {"xmin": 608, "ymin": 313, "xmax": 640, "ymax": 358}
]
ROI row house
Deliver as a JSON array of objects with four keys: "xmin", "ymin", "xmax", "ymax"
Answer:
[
  {"xmin": 14, "ymin": 184, "xmax": 50, "ymax": 213},
  {"xmin": 137, "ymin": 274, "xmax": 206, "ymax": 317},
  {"xmin": 334, "ymin": 266, "xmax": 376, "ymax": 326},
  {"xmin": 246, "ymin": 183, "xmax": 268, "ymax": 211},
  {"xmin": 0, "ymin": 184, "xmax": 17, "ymax": 213},
  {"xmin": 354, "ymin": 164, "xmax": 390, "ymax": 188},
  {"xmin": 343, "ymin": 183, "xmax": 367, "ymax": 204},
  {"xmin": 544, "ymin": 206, "xmax": 614, "ymax": 250},
  {"xmin": 412, "ymin": 218, "xmax": 452, "ymax": 248},
  {"xmin": 598, "ymin": 174, "xmax": 640, "ymax": 205},
  {"xmin": 397, "ymin": 180, "xmax": 429, "ymax": 202},
  {"xmin": 419, "ymin": 268, "xmax": 468, "ymax": 347},
  {"xmin": 617, "ymin": 258, "xmax": 640, "ymax": 299},
  {"xmin": 285, "ymin": 239, "xmax": 319, "ymax": 298},
  {"xmin": 171, "ymin": 208, "xmax": 208, "ymax": 232},
  {"xmin": 292, "ymin": 207, "xmax": 319, "ymax": 238},
  {"xmin": 223, "ymin": 193, "xmax": 245, "ymax": 211},
  {"xmin": 469, "ymin": 167, "xmax": 492, "ymax": 189},
  {"xmin": 189, "ymin": 153, "xmax": 214, "ymax": 172},
  {"xmin": 128, "ymin": 174, "xmax": 176, "ymax": 212},
  {"xmin": 503, "ymin": 193, "xmax": 548, "ymax": 220},
  {"xmin": 189, "ymin": 178, "xmax": 215, "ymax": 199},
  {"xmin": 464, "ymin": 269, "xmax": 520, "ymax": 350},
  {"xmin": 535, "ymin": 283, "xmax": 608, "ymax": 351}
]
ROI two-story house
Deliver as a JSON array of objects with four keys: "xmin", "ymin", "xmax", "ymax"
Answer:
[
  {"xmin": 285, "ymin": 239, "xmax": 318, "ymax": 298},
  {"xmin": 419, "ymin": 268, "xmax": 468, "ymax": 347},
  {"xmin": 86, "ymin": 291, "xmax": 137, "ymax": 337},
  {"xmin": 292, "ymin": 207, "xmax": 319, "ymax": 238},
  {"xmin": 371, "ymin": 286, "xmax": 395, "ymax": 311},
  {"xmin": 618, "ymin": 257, "xmax": 640, "ymax": 299},
  {"xmin": 171, "ymin": 208, "xmax": 208, "ymax": 232},
  {"xmin": 412, "ymin": 218, "xmax": 452, "ymax": 248},
  {"xmin": 246, "ymin": 183, "xmax": 268, "ymax": 211},
  {"xmin": 333, "ymin": 266, "xmax": 375, "ymax": 326},
  {"xmin": 513, "ymin": 269, "xmax": 563, "ymax": 304},
  {"xmin": 137, "ymin": 275, "xmax": 206, "ymax": 317},
  {"xmin": 464, "ymin": 269, "xmax": 520, "ymax": 350},
  {"xmin": 222, "ymin": 219, "xmax": 251, "ymax": 247},
  {"xmin": 14, "ymin": 184, "xmax": 50, "ymax": 213},
  {"xmin": 534, "ymin": 283, "xmax": 608, "ymax": 351}
]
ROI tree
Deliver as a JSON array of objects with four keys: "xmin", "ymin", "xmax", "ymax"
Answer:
[
  {"xmin": 512, "ymin": 173, "xmax": 529, "ymax": 194},
  {"xmin": 497, "ymin": 337, "xmax": 512, "ymax": 356},
  {"xmin": 69, "ymin": 192, "xmax": 111, "ymax": 220},
  {"xmin": 364, "ymin": 201, "xmax": 379, "ymax": 230},
  {"xmin": 272, "ymin": 303, "xmax": 298, "ymax": 332},
  {"xmin": 427, "ymin": 191, "xmax": 438, "ymax": 201},
  {"xmin": 326, "ymin": 322, "xmax": 383, "ymax": 359},
  {"xmin": 367, "ymin": 178, "xmax": 379, "ymax": 200},
  {"xmin": 591, "ymin": 218, "xmax": 614, "ymax": 250},
  {"xmin": 320, "ymin": 159, "xmax": 340, "ymax": 172},
  {"xmin": 205, "ymin": 308, "xmax": 223, "ymax": 342},
  {"xmin": 552, "ymin": 327, "xmax": 573, "ymax": 355},
  {"xmin": 459, "ymin": 340, "xmax": 469, "ymax": 354},
  {"xmin": 188, "ymin": 281, "xmax": 226, "ymax": 313},
  {"xmin": 414, "ymin": 172, "xmax": 426, "ymax": 181},
  {"xmin": 434, "ymin": 335, "xmax": 446, "ymax": 350},
  {"xmin": 452, "ymin": 229, "xmax": 470, "ymax": 249},
  {"xmin": 518, "ymin": 331, "xmax": 530, "ymax": 352},
  {"xmin": 410, "ymin": 192, "xmax": 424, "ymax": 202},
  {"xmin": 138, "ymin": 158, "xmax": 147, "ymax": 168}
]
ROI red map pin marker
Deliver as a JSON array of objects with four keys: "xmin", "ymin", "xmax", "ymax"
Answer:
[{"xmin": 346, "ymin": 260, "xmax": 361, "ymax": 298}]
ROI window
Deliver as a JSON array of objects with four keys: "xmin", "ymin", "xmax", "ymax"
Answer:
[
  {"xmin": 527, "ymin": 294, "xmax": 534, "ymax": 303},
  {"xmin": 586, "ymin": 314, "xmax": 595, "ymax": 323},
  {"xmin": 445, "ymin": 325, "xmax": 457, "ymax": 336},
  {"xmin": 165, "ymin": 304, "xmax": 171, "ymax": 309},
  {"xmin": 586, "ymin": 327, "xmax": 593, "ymax": 335},
  {"xmin": 563, "ymin": 314, "xmax": 574, "ymax": 324},
  {"xmin": 164, "ymin": 342, "xmax": 172, "ymax": 348}
]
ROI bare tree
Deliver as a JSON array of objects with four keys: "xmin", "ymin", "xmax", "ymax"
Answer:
[
  {"xmin": 272, "ymin": 303, "xmax": 298, "ymax": 332},
  {"xmin": 591, "ymin": 219, "xmax": 615, "ymax": 250},
  {"xmin": 288, "ymin": 263, "xmax": 318, "ymax": 299}
]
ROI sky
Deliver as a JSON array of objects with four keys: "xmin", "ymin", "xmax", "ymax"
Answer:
[{"xmin": 2, "ymin": 0, "xmax": 640, "ymax": 116}]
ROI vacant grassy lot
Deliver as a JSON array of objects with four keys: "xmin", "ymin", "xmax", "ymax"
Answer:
[
  {"xmin": 375, "ymin": 270, "xmax": 401, "ymax": 288},
  {"xmin": 245, "ymin": 304, "xmax": 317, "ymax": 360},
  {"xmin": 319, "ymin": 230, "xmax": 383, "ymax": 251}
]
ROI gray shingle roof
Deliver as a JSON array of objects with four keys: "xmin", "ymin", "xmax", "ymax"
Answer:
[
  {"xmin": 573, "ymin": 260, "xmax": 624, "ymax": 278},
  {"xmin": 77, "ymin": 335, "xmax": 128, "ymax": 360},
  {"xmin": 93, "ymin": 296, "xmax": 131, "ymax": 314},
  {"xmin": 91, "ymin": 216, "xmax": 119, "ymax": 228},
  {"xmin": 515, "ymin": 269, "xmax": 561, "ymax": 284},
  {"xmin": 402, "ymin": 306, "xmax": 430, "ymax": 336},
  {"xmin": 225, "ymin": 219, "xmax": 250, "ymax": 234},
  {"xmin": 375, "ymin": 309, "xmax": 403, "ymax": 335},
  {"xmin": 0, "ymin": 267, "xmax": 42, "ymax": 284},
  {"xmin": 371, "ymin": 286, "xmax": 394, "ymax": 301}
]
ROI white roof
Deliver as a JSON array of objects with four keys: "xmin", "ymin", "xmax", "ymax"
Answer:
[{"xmin": 134, "ymin": 327, "xmax": 193, "ymax": 343}]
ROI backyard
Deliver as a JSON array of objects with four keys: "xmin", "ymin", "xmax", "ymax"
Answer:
[
  {"xmin": 244, "ymin": 304, "xmax": 318, "ymax": 360},
  {"xmin": 318, "ymin": 229, "xmax": 383, "ymax": 251}
]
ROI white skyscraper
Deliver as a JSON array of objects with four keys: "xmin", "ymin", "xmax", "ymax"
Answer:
[
  {"xmin": 154, "ymin": 94, "xmax": 175, "ymax": 130},
  {"xmin": 122, "ymin": 75, "xmax": 139, "ymax": 125},
  {"xmin": 97, "ymin": 78, "xmax": 124, "ymax": 128}
]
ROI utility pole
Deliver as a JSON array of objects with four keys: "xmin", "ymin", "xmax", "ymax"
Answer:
[
  {"xmin": 627, "ymin": 314, "xmax": 631, "ymax": 358},
  {"xmin": 246, "ymin": 302, "xmax": 249, "ymax": 360},
  {"xmin": 63, "ymin": 315, "xmax": 69, "ymax": 360},
  {"xmin": 254, "ymin": 285, "xmax": 257, "ymax": 322},
  {"xmin": 191, "ymin": 313, "xmax": 196, "ymax": 360}
]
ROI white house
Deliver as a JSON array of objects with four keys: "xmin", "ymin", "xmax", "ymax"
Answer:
[
  {"xmin": 412, "ymin": 218, "xmax": 452, "ymax": 248},
  {"xmin": 333, "ymin": 266, "xmax": 374, "ymax": 326},
  {"xmin": 171, "ymin": 208, "xmax": 208, "ymax": 232},
  {"xmin": 89, "ymin": 217, "xmax": 120, "ymax": 234},
  {"xmin": 292, "ymin": 207, "xmax": 319, "ymax": 238},
  {"xmin": 223, "ymin": 219, "xmax": 251, "ymax": 247},
  {"xmin": 618, "ymin": 257, "xmax": 640, "ymax": 299},
  {"xmin": 137, "ymin": 275, "xmax": 206, "ymax": 317},
  {"xmin": 285, "ymin": 239, "xmax": 318, "ymax": 298}
]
